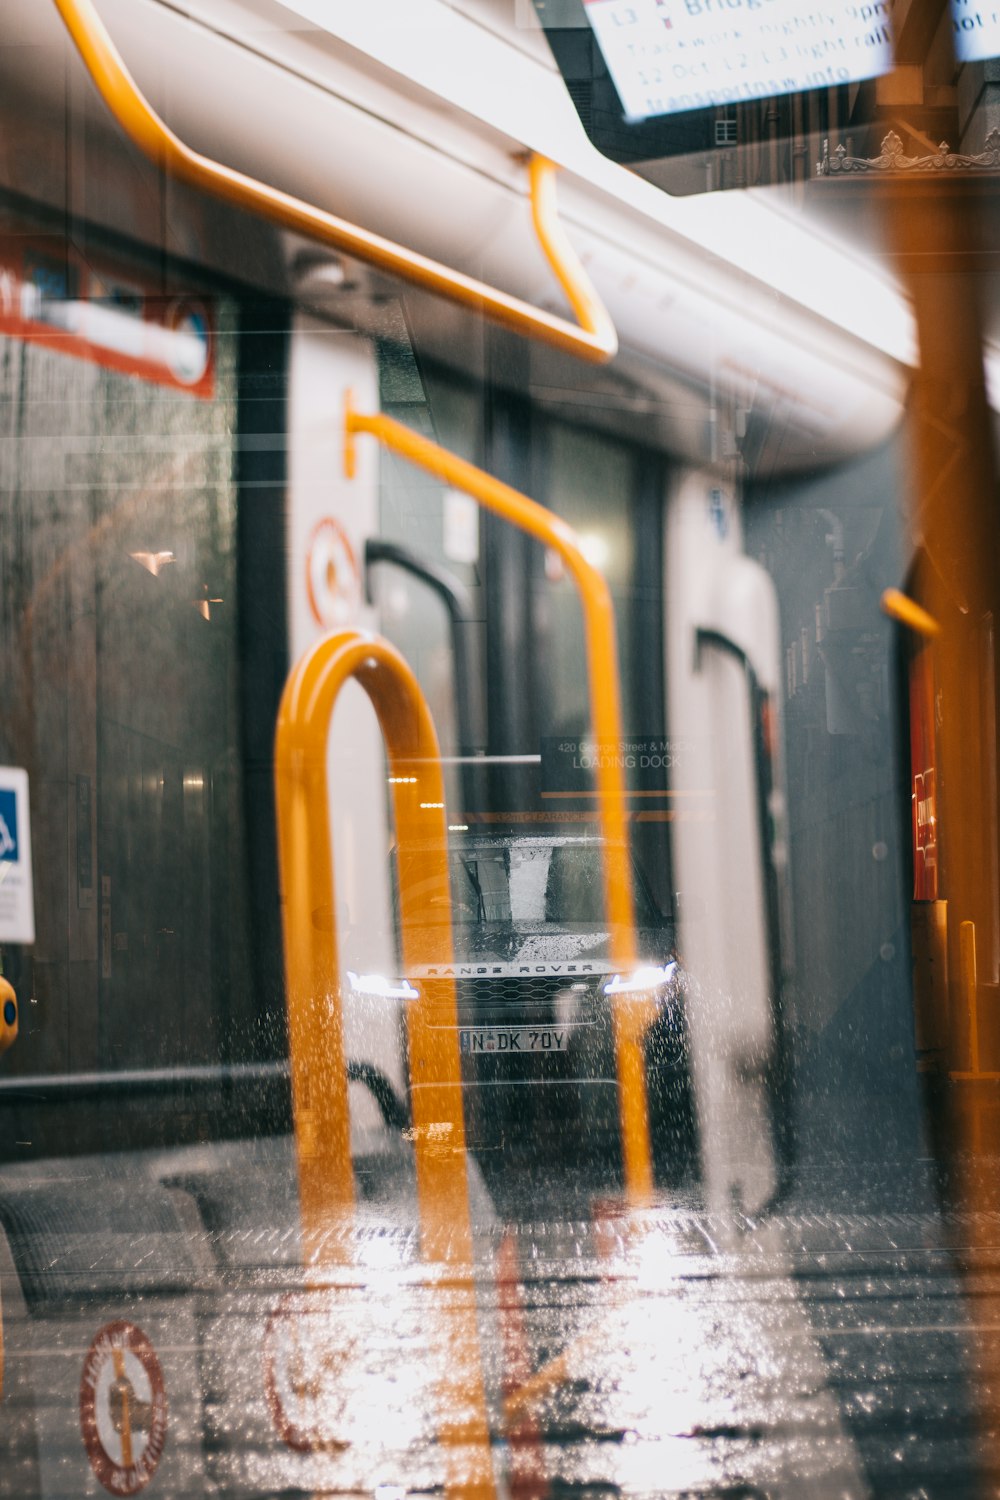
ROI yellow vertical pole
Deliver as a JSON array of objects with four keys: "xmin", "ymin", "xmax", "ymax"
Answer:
[
  {"xmin": 961, "ymin": 920, "xmax": 980, "ymax": 1078},
  {"xmin": 345, "ymin": 398, "xmax": 655, "ymax": 1204},
  {"xmin": 275, "ymin": 629, "xmax": 495, "ymax": 1495},
  {"xmin": 874, "ymin": 39, "xmax": 1000, "ymax": 1476},
  {"xmin": 275, "ymin": 643, "xmax": 355, "ymax": 1256}
]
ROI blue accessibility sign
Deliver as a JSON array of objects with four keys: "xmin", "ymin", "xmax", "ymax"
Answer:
[{"xmin": 0, "ymin": 788, "xmax": 18, "ymax": 862}]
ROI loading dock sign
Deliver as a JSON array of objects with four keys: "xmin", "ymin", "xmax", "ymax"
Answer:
[
  {"xmin": 0, "ymin": 768, "xmax": 33, "ymax": 943},
  {"xmin": 541, "ymin": 737, "xmax": 685, "ymax": 794}
]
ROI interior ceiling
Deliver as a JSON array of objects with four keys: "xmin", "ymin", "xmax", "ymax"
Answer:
[{"xmin": 0, "ymin": 0, "xmax": 913, "ymax": 475}]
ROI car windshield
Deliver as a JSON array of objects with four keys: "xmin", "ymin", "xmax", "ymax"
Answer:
[
  {"xmin": 451, "ymin": 842, "xmax": 661, "ymax": 928},
  {"xmin": 394, "ymin": 841, "xmax": 664, "ymax": 933}
]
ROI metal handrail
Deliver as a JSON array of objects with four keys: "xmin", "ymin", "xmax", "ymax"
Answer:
[
  {"xmin": 0, "ymin": 1058, "xmax": 409, "ymax": 1127},
  {"xmin": 275, "ymin": 628, "xmax": 473, "ymax": 1253},
  {"xmin": 274, "ymin": 628, "xmax": 495, "ymax": 1491},
  {"xmin": 275, "ymin": 627, "xmax": 494, "ymax": 1494},
  {"xmin": 50, "ymin": 0, "xmax": 617, "ymax": 364},
  {"xmin": 344, "ymin": 396, "xmax": 655, "ymax": 1203},
  {"xmin": 277, "ymin": 624, "xmax": 464, "ymax": 1242}
]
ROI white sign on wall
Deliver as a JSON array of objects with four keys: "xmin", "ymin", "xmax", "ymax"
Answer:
[
  {"xmin": 0, "ymin": 767, "xmax": 34, "ymax": 943},
  {"xmin": 583, "ymin": 0, "xmax": 894, "ymax": 122},
  {"xmin": 952, "ymin": 1, "xmax": 1000, "ymax": 61},
  {"xmin": 443, "ymin": 489, "xmax": 480, "ymax": 565}
]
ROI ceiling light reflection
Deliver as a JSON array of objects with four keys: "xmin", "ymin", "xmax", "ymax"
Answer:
[{"xmin": 130, "ymin": 549, "xmax": 175, "ymax": 577}]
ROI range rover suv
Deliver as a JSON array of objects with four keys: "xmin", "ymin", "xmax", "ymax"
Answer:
[{"xmin": 381, "ymin": 835, "xmax": 695, "ymax": 1184}]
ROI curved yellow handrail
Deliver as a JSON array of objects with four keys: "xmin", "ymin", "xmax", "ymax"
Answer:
[
  {"xmin": 50, "ymin": 0, "xmax": 617, "ymax": 364},
  {"xmin": 276, "ymin": 628, "xmax": 473, "ymax": 1259},
  {"xmin": 345, "ymin": 397, "xmax": 655, "ymax": 1204},
  {"xmin": 275, "ymin": 629, "xmax": 495, "ymax": 1494}
]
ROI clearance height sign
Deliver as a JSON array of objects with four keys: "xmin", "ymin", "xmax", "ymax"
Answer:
[{"xmin": 583, "ymin": 0, "xmax": 894, "ymax": 122}]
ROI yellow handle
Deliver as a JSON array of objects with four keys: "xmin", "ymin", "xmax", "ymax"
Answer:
[
  {"xmin": 50, "ymin": 0, "xmax": 617, "ymax": 364},
  {"xmin": 961, "ymin": 919, "xmax": 980, "ymax": 1076},
  {"xmin": 345, "ymin": 399, "xmax": 655, "ymax": 1204}
]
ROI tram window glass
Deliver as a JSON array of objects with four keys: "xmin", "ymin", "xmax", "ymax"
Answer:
[
  {"xmin": 393, "ymin": 837, "xmax": 664, "ymax": 937},
  {"xmin": 7, "ymin": 2, "xmax": 1000, "ymax": 1492},
  {"xmin": 375, "ymin": 348, "xmax": 485, "ymax": 772},
  {"xmin": 541, "ymin": 422, "xmax": 637, "ymax": 739},
  {"xmin": 0, "ymin": 217, "xmax": 269, "ymax": 1155},
  {"xmin": 447, "ymin": 841, "xmax": 661, "ymax": 929},
  {"xmin": 744, "ymin": 441, "xmax": 916, "ymax": 1157}
]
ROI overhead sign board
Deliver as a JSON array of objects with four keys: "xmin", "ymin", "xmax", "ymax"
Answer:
[
  {"xmin": 541, "ymin": 736, "xmax": 689, "ymax": 794},
  {"xmin": 0, "ymin": 768, "xmax": 34, "ymax": 944},
  {"xmin": 534, "ymin": 0, "xmax": 894, "ymax": 190},
  {"xmin": 952, "ymin": 1, "xmax": 1000, "ymax": 61},
  {"xmin": 582, "ymin": 0, "xmax": 894, "ymax": 123}
]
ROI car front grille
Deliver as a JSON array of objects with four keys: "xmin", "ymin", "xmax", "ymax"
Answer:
[{"xmin": 454, "ymin": 973, "xmax": 600, "ymax": 1022}]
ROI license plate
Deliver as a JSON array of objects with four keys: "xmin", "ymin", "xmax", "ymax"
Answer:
[{"xmin": 459, "ymin": 1026, "xmax": 568, "ymax": 1056}]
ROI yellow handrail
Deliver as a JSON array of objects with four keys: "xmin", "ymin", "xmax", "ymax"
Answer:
[
  {"xmin": 881, "ymin": 587, "xmax": 941, "ymax": 639},
  {"xmin": 276, "ymin": 628, "xmax": 474, "ymax": 1255},
  {"xmin": 50, "ymin": 0, "xmax": 617, "ymax": 365},
  {"xmin": 344, "ymin": 396, "xmax": 655, "ymax": 1204},
  {"xmin": 275, "ymin": 627, "xmax": 495, "ymax": 1495}
]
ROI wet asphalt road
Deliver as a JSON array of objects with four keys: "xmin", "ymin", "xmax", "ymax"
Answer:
[{"xmin": 0, "ymin": 1134, "xmax": 996, "ymax": 1498}]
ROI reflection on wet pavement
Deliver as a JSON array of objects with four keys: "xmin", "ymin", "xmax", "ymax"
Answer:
[{"xmin": 1, "ymin": 1137, "xmax": 993, "ymax": 1498}]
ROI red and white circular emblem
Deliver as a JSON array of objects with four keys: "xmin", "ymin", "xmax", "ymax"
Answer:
[
  {"xmin": 164, "ymin": 297, "xmax": 211, "ymax": 386},
  {"xmin": 305, "ymin": 518, "xmax": 360, "ymax": 630},
  {"xmin": 79, "ymin": 1320, "xmax": 168, "ymax": 1496},
  {"xmin": 263, "ymin": 1291, "xmax": 353, "ymax": 1454}
]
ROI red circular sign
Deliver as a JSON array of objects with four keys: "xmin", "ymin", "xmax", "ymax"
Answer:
[
  {"xmin": 263, "ymin": 1291, "xmax": 353, "ymax": 1454},
  {"xmin": 305, "ymin": 517, "xmax": 360, "ymax": 630},
  {"xmin": 79, "ymin": 1320, "xmax": 168, "ymax": 1495}
]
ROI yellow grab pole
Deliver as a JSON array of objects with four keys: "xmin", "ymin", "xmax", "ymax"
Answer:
[
  {"xmin": 961, "ymin": 920, "xmax": 980, "ymax": 1078},
  {"xmin": 344, "ymin": 396, "xmax": 655, "ymax": 1204},
  {"xmin": 275, "ymin": 638, "xmax": 356, "ymax": 1249},
  {"xmin": 275, "ymin": 628, "xmax": 495, "ymax": 1495},
  {"xmin": 50, "ymin": 0, "xmax": 617, "ymax": 365}
]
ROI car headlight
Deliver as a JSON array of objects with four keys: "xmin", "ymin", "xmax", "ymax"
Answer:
[
  {"xmin": 346, "ymin": 971, "xmax": 420, "ymax": 1001},
  {"xmin": 601, "ymin": 962, "xmax": 678, "ymax": 998}
]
